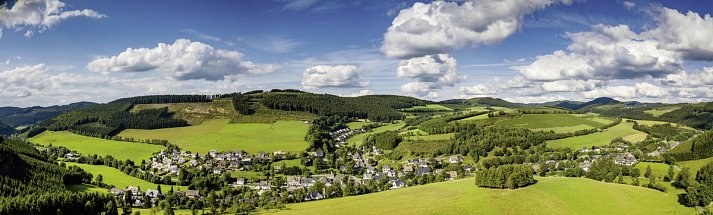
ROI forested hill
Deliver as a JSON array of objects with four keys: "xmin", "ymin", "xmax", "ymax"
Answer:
[
  {"xmin": 595, "ymin": 102, "xmax": 713, "ymax": 130},
  {"xmin": 0, "ymin": 122, "xmax": 14, "ymax": 136},
  {"xmin": 0, "ymin": 137, "xmax": 115, "ymax": 214},
  {"xmin": 38, "ymin": 95, "xmax": 211, "ymax": 138},
  {"xmin": 259, "ymin": 92, "xmax": 427, "ymax": 122},
  {"xmin": 440, "ymin": 97, "xmax": 521, "ymax": 108},
  {"xmin": 0, "ymin": 102, "xmax": 95, "ymax": 128}
]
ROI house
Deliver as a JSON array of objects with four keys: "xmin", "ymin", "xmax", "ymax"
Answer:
[
  {"xmin": 464, "ymin": 165, "xmax": 473, "ymax": 172},
  {"xmin": 381, "ymin": 165, "xmax": 391, "ymax": 173},
  {"xmin": 366, "ymin": 166, "xmax": 377, "ymax": 174},
  {"xmin": 614, "ymin": 153, "xmax": 637, "ymax": 166},
  {"xmin": 418, "ymin": 160, "xmax": 429, "ymax": 168},
  {"xmin": 110, "ymin": 188, "xmax": 125, "ymax": 196},
  {"xmin": 305, "ymin": 191, "xmax": 324, "ymax": 201},
  {"xmin": 403, "ymin": 165, "xmax": 414, "ymax": 173},
  {"xmin": 390, "ymin": 179, "xmax": 406, "ymax": 189},
  {"xmin": 186, "ymin": 190, "xmax": 200, "ymax": 199},
  {"xmin": 417, "ymin": 167, "xmax": 430, "ymax": 176},
  {"xmin": 579, "ymin": 161, "xmax": 591, "ymax": 172},
  {"xmin": 448, "ymin": 155, "xmax": 463, "ymax": 163},
  {"xmin": 126, "ymin": 186, "xmax": 142, "ymax": 196},
  {"xmin": 146, "ymin": 189, "xmax": 161, "ymax": 198},
  {"xmin": 64, "ymin": 153, "xmax": 79, "ymax": 160},
  {"xmin": 448, "ymin": 171, "xmax": 458, "ymax": 180},
  {"xmin": 233, "ymin": 178, "xmax": 245, "ymax": 186}
]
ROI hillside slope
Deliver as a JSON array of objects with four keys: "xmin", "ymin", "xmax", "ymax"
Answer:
[
  {"xmin": 273, "ymin": 177, "xmax": 692, "ymax": 215},
  {"xmin": 0, "ymin": 102, "xmax": 95, "ymax": 127},
  {"xmin": 0, "ymin": 122, "xmax": 14, "ymax": 136}
]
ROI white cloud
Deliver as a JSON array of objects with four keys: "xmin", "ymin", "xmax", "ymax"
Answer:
[
  {"xmin": 279, "ymin": 0, "xmax": 320, "ymax": 11},
  {"xmin": 541, "ymin": 79, "xmax": 602, "ymax": 92},
  {"xmin": 382, "ymin": 0, "xmax": 569, "ymax": 59},
  {"xmin": 642, "ymin": 8, "xmax": 713, "ymax": 61},
  {"xmin": 396, "ymin": 54, "xmax": 465, "ymax": 97},
  {"xmin": 582, "ymin": 82, "xmax": 669, "ymax": 99},
  {"xmin": 460, "ymin": 84, "xmax": 497, "ymax": 96},
  {"xmin": 252, "ymin": 36, "xmax": 303, "ymax": 54},
  {"xmin": 662, "ymin": 67, "xmax": 713, "ymax": 87},
  {"xmin": 301, "ymin": 65, "xmax": 365, "ymax": 89},
  {"xmin": 515, "ymin": 24, "xmax": 682, "ymax": 81},
  {"xmin": 340, "ymin": 89, "xmax": 374, "ymax": 97},
  {"xmin": 622, "ymin": 1, "xmax": 636, "ymax": 10},
  {"xmin": 87, "ymin": 39, "xmax": 279, "ymax": 81},
  {"xmin": 0, "ymin": 0, "xmax": 105, "ymax": 37},
  {"xmin": 182, "ymin": 29, "xmax": 235, "ymax": 46}
]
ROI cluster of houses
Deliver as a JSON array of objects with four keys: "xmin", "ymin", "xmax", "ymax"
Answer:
[
  {"xmin": 146, "ymin": 149, "xmax": 287, "ymax": 176},
  {"xmin": 576, "ymin": 145, "xmax": 640, "ymax": 171},
  {"xmin": 109, "ymin": 186, "xmax": 201, "ymax": 207},
  {"xmin": 329, "ymin": 128, "xmax": 365, "ymax": 147},
  {"xmin": 646, "ymin": 140, "xmax": 682, "ymax": 157}
]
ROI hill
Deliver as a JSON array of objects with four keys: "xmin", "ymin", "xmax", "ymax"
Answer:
[
  {"xmin": 0, "ymin": 137, "xmax": 114, "ymax": 214},
  {"xmin": 271, "ymin": 177, "xmax": 693, "ymax": 215},
  {"xmin": 465, "ymin": 97, "xmax": 521, "ymax": 107},
  {"xmin": 0, "ymin": 102, "xmax": 95, "ymax": 127},
  {"xmin": 0, "ymin": 121, "xmax": 14, "ymax": 136},
  {"xmin": 554, "ymin": 97, "xmax": 622, "ymax": 110}
]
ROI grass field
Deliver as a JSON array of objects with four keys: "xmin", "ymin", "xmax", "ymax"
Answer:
[
  {"xmin": 496, "ymin": 114, "xmax": 614, "ymax": 133},
  {"xmin": 400, "ymin": 104, "xmax": 453, "ymax": 112},
  {"xmin": 230, "ymin": 170, "xmax": 267, "ymax": 181},
  {"xmin": 347, "ymin": 121, "xmax": 405, "ymax": 146},
  {"xmin": 645, "ymin": 107, "xmax": 681, "ymax": 117},
  {"xmin": 679, "ymin": 157, "xmax": 713, "ymax": 174},
  {"xmin": 546, "ymin": 121, "xmax": 646, "ymax": 149},
  {"xmin": 404, "ymin": 133, "xmax": 454, "ymax": 141},
  {"xmin": 119, "ymin": 119, "xmax": 309, "ymax": 154},
  {"xmin": 636, "ymin": 162, "xmax": 675, "ymax": 179},
  {"xmin": 68, "ymin": 184, "xmax": 108, "ymax": 194},
  {"xmin": 132, "ymin": 99, "xmax": 235, "ymax": 125},
  {"xmin": 269, "ymin": 177, "xmax": 693, "ymax": 215},
  {"xmin": 347, "ymin": 121, "xmax": 368, "ymax": 130},
  {"xmin": 67, "ymin": 163, "xmax": 188, "ymax": 191},
  {"xmin": 30, "ymin": 131, "xmax": 165, "ymax": 162}
]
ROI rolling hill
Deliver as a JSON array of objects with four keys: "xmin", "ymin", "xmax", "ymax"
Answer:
[
  {"xmin": 554, "ymin": 97, "xmax": 622, "ymax": 110},
  {"xmin": 0, "ymin": 102, "xmax": 95, "ymax": 128},
  {"xmin": 272, "ymin": 177, "xmax": 693, "ymax": 215},
  {"xmin": 0, "ymin": 121, "xmax": 14, "ymax": 136}
]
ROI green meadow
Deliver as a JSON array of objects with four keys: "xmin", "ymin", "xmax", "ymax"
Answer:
[
  {"xmin": 30, "ymin": 131, "xmax": 165, "ymax": 162},
  {"xmin": 496, "ymin": 114, "xmax": 614, "ymax": 133},
  {"xmin": 68, "ymin": 184, "xmax": 108, "ymax": 194},
  {"xmin": 119, "ymin": 119, "xmax": 309, "ymax": 154},
  {"xmin": 67, "ymin": 163, "xmax": 188, "ymax": 191},
  {"xmin": 546, "ymin": 121, "xmax": 646, "ymax": 149},
  {"xmin": 404, "ymin": 133, "xmax": 454, "ymax": 141},
  {"xmin": 645, "ymin": 107, "xmax": 681, "ymax": 117},
  {"xmin": 269, "ymin": 177, "xmax": 693, "ymax": 215},
  {"xmin": 347, "ymin": 121, "xmax": 406, "ymax": 146},
  {"xmin": 400, "ymin": 104, "xmax": 453, "ymax": 112},
  {"xmin": 636, "ymin": 162, "xmax": 675, "ymax": 179}
]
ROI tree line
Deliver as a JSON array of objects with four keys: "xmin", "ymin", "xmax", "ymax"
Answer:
[
  {"xmin": 260, "ymin": 92, "xmax": 426, "ymax": 122},
  {"xmin": 664, "ymin": 128, "xmax": 713, "ymax": 161},
  {"xmin": 475, "ymin": 164, "xmax": 536, "ymax": 189}
]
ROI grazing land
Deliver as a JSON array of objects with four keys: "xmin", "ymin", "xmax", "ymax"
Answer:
[
  {"xmin": 30, "ymin": 131, "xmax": 165, "ymax": 162},
  {"xmin": 645, "ymin": 107, "xmax": 681, "ymax": 117},
  {"xmin": 679, "ymin": 157, "xmax": 713, "ymax": 174},
  {"xmin": 347, "ymin": 121, "xmax": 406, "ymax": 146},
  {"xmin": 404, "ymin": 133, "xmax": 454, "ymax": 141},
  {"xmin": 67, "ymin": 163, "xmax": 188, "ymax": 191},
  {"xmin": 635, "ymin": 162, "xmax": 675, "ymax": 179},
  {"xmin": 270, "ymin": 177, "xmax": 693, "ymax": 215},
  {"xmin": 400, "ymin": 104, "xmax": 453, "ymax": 112},
  {"xmin": 546, "ymin": 121, "xmax": 646, "ymax": 149},
  {"xmin": 119, "ymin": 119, "xmax": 309, "ymax": 154},
  {"xmin": 68, "ymin": 184, "xmax": 108, "ymax": 194},
  {"xmin": 347, "ymin": 121, "xmax": 369, "ymax": 130},
  {"xmin": 496, "ymin": 114, "xmax": 614, "ymax": 133},
  {"xmin": 131, "ymin": 99, "xmax": 235, "ymax": 125}
]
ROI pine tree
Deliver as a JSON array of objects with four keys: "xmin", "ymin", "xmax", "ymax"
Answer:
[{"xmin": 645, "ymin": 165, "xmax": 652, "ymax": 178}]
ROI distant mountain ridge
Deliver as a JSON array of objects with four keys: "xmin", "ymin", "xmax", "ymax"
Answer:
[
  {"xmin": 553, "ymin": 97, "xmax": 622, "ymax": 110},
  {"xmin": 0, "ymin": 102, "xmax": 96, "ymax": 127}
]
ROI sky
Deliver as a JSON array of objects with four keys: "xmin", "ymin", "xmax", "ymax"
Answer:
[{"xmin": 1, "ymin": 0, "xmax": 713, "ymax": 107}]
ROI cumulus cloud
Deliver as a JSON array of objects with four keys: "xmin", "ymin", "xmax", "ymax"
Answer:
[
  {"xmin": 301, "ymin": 65, "xmax": 366, "ymax": 89},
  {"xmin": 541, "ymin": 79, "xmax": 602, "ymax": 92},
  {"xmin": 382, "ymin": 0, "xmax": 569, "ymax": 59},
  {"xmin": 0, "ymin": 0, "xmax": 105, "ymax": 37},
  {"xmin": 622, "ymin": 1, "xmax": 636, "ymax": 10},
  {"xmin": 460, "ymin": 84, "xmax": 497, "ymax": 96},
  {"xmin": 582, "ymin": 82, "xmax": 669, "ymax": 99},
  {"xmin": 642, "ymin": 8, "xmax": 713, "ymax": 61},
  {"xmin": 396, "ymin": 54, "xmax": 465, "ymax": 97},
  {"xmin": 87, "ymin": 39, "xmax": 279, "ymax": 81},
  {"xmin": 515, "ymin": 24, "xmax": 682, "ymax": 81},
  {"xmin": 662, "ymin": 67, "xmax": 713, "ymax": 87}
]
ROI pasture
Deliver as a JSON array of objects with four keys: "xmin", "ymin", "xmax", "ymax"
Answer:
[
  {"xmin": 347, "ymin": 121, "xmax": 405, "ymax": 146},
  {"xmin": 635, "ymin": 162, "xmax": 675, "ymax": 179},
  {"xmin": 30, "ymin": 131, "xmax": 165, "ymax": 162},
  {"xmin": 270, "ymin": 177, "xmax": 693, "ymax": 215},
  {"xmin": 119, "ymin": 119, "xmax": 309, "ymax": 154},
  {"xmin": 404, "ymin": 133, "xmax": 454, "ymax": 141},
  {"xmin": 131, "ymin": 99, "xmax": 235, "ymax": 125},
  {"xmin": 496, "ymin": 114, "xmax": 614, "ymax": 133},
  {"xmin": 679, "ymin": 157, "xmax": 713, "ymax": 174},
  {"xmin": 67, "ymin": 163, "xmax": 188, "ymax": 191},
  {"xmin": 645, "ymin": 107, "xmax": 681, "ymax": 117},
  {"xmin": 400, "ymin": 104, "xmax": 453, "ymax": 112},
  {"xmin": 546, "ymin": 121, "xmax": 646, "ymax": 149}
]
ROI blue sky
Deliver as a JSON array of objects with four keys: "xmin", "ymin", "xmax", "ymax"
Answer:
[{"xmin": 1, "ymin": 0, "xmax": 713, "ymax": 107}]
